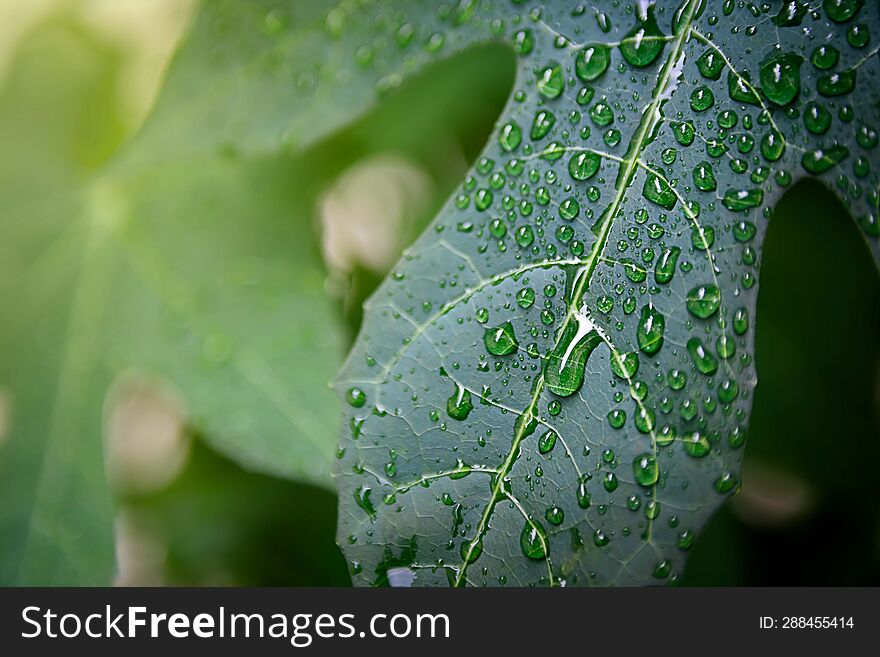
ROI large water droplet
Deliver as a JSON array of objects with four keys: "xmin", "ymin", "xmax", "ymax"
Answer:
[
  {"xmin": 654, "ymin": 246, "xmax": 681, "ymax": 284},
  {"xmin": 774, "ymin": 0, "xmax": 808, "ymax": 26},
  {"xmin": 823, "ymin": 0, "xmax": 864, "ymax": 23},
  {"xmin": 722, "ymin": 188, "xmax": 763, "ymax": 212},
  {"xmin": 531, "ymin": 110, "xmax": 555, "ymax": 140},
  {"xmin": 686, "ymin": 284, "xmax": 721, "ymax": 318},
  {"xmin": 538, "ymin": 430, "xmax": 558, "ymax": 454},
  {"xmin": 537, "ymin": 62, "xmax": 564, "ymax": 99},
  {"xmin": 696, "ymin": 49, "xmax": 723, "ymax": 80},
  {"xmin": 637, "ymin": 304, "xmax": 665, "ymax": 354},
  {"xmin": 693, "ymin": 161, "xmax": 717, "ymax": 191},
  {"xmin": 728, "ymin": 70, "xmax": 761, "ymax": 105},
  {"xmin": 544, "ymin": 311, "xmax": 602, "ymax": 396},
  {"xmin": 610, "ymin": 351, "xmax": 640, "ymax": 379},
  {"xmin": 759, "ymin": 52, "xmax": 803, "ymax": 105},
  {"xmin": 687, "ymin": 338, "xmax": 718, "ymax": 375},
  {"xmin": 499, "ymin": 121, "xmax": 522, "ymax": 152},
  {"xmin": 568, "ymin": 151, "xmax": 601, "ymax": 181},
  {"xmin": 520, "ymin": 520, "xmax": 549, "ymax": 560},
  {"xmin": 817, "ymin": 69, "xmax": 856, "ymax": 96},
  {"xmin": 632, "ymin": 453, "xmax": 659, "ymax": 486},
  {"xmin": 576, "ymin": 44, "xmax": 611, "ymax": 81},
  {"xmin": 619, "ymin": 7, "xmax": 666, "ymax": 68},
  {"xmin": 642, "ymin": 173, "xmax": 677, "ymax": 210},
  {"xmin": 801, "ymin": 145, "xmax": 849, "ymax": 173},
  {"xmin": 484, "ymin": 322, "xmax": 518, "ymax": 356},
  {"xmin": 447, "ymin": 383, "xmax": 473, "ymax": 421},
  {"xmin": 355, "ymin": 484, "xmax": 376, "ymax": 519},
  {"xmin": 346, "ymin": 387, "xmax": 366, "ymax": 407}
]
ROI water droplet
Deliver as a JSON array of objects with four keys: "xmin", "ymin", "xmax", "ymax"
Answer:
[
  {"xmin": 576, "ymin": 478, "xmax": 591, "ymax": 508},
  {"xmin": 672, "ymin": 121, "xmax": 695, "ymax": 146},
  {"xmin": 610, "ymin": 351, "xmax": 640, "ymax": 379},
  {"xmin": 619, "ymin": 7, "xmax": 666, "ymax": 68},
  {"xmin": 687, "ymin": 338, "xmax": 718, "ymax": 375},
  {"xmin": 346, "ymin": 387, "xmax": 366, "ymax": 407},
  {"xmin": 823, "ymin": 0, "xmax": 864, "ymax": 23},
  {"xmin": 718, "ymin": 378, "xmax": 739, "ymax": 403},
  {"xmin": 728, "ymin": 70, "xmax": 761, "ymax": 105},
  {"xmin": 632, "ymin": 453, "xmax": 659, "ymax": 488},
  {"xmin": 686, "ymin": 284, "xmax": 721, "ymax": 318},
  {"xmin": 520, "ymin": 520, "xmax": 549, "ymax": 559},
  {"xmin": 718, "ymin": 109, "xmax": 738, "ymax": 129},
  {"xmin": 590, "ymin": 101, "xmax": 614, "ymax": 128},
  {"xmin": 693, "ymin": 161, "xmax": 717, "ymax": 191},
  {"xmin": 499, "ymin": 122, "xmax": 522, "ymax": 152},
  {"xmin": 545, "ymin": 311, "xmax": 602, "ymax": 396},
  {"xmin": 696, "ymin": 49, "xmax": 724, "ymax": 80},
  {"xmin": 678, "ymin": 529, "xmax": 696, "ymax": 550},
  {"xmin": 576, "ymin": 44, "xmax": 611, "ymax": 81},
  {"xmin": 810, "ymin": 44, "xmax": 839, "ymax": 70},
  {"xmin": 484, "ymin": 322, "xmax": 519, "ymax": 356},
  {"xmin": 653, "ymin": 560, "xmax": 671, "ymax": 579},
  {"xmin": 846, "ymin": 22, "xmax": 870, "ymax": 48},
  {"xmin": 568, "ymin": 151, "xmax": 601, "ymax": 181},
  {"xmin": 774, "ymin": 0, "xmax": 808, "ymax": 26},
  {"xmin": 654, "ymin": 246, "xmax": 681, "ymax": 284},
  {"xmin": 733, "ymin": 308, "xmax": 749, "ymax": 335},
  {"xmin": 856, "ymin": 125, "xmax": 878, "ymax": 149},
  {"xmin": 545, "ymin": 506, "xmax": 564, "ymax": 526},
  {"xmin": 682, "ymin": 432, "xmax": 711, "ymax": 457},
  {"xmin": 759, "ymin": 52, "xmax": 803, "ymax": 105},
  {"xmin": 716, "ymin": 334, "xmax": 737, "ymax": 359},
  {"xmin": 512, "ymin": 29, "xmax": 534, "ymax": 55},
  {"xmin": 642, "ymin": 173, "xmax": 677, "ymax": 210},
  {"xmin": 637, "ymin": 304, "xmax": 665, "ymax": 354},
  {"xmin": 760, "ymin": 130, "xmax": 786, "ymax": 162},
  {"xmin": 801, "ymin": 145, "xmax": 850, "ymax": 173},
  {"xmin": 515, "ymin": 225, "xmax": 535, "ymax": 248},
  {"xmin": 817, "ymin": 68, "xmax": 856, "ymax": 96},
  {"xmin": 559, "ymin": 197, "xmax": 581, "ymax": 221},
  {"xmin": 714, "ymin": 472, "xmax": 739, "ymax": 493},
  {"xmin": 537, "ymin": 63, "xmax": 564, "ymax": 99},
  {"xmin": 690, "ymin": 85, "xmax": 715, "ymax": 112},
  {"xmin": 634, "ymin": 407, "xmax": 656, "ymax": 434},
  {"xmin": 531, "ymin": 110, "xmax": 556, "ymax": 140},
  {"xmin": 447, "ymin": 384, "xmax": 473, "ymax": 421},
  {"xmin": 603, "ymin": 472, "xmax": 619, "ymax": 492},
  {"xmin": 516, "ymin": 287, "xmax": 536, "ymax": 308},
  {"xmin": 355, "ymin": 484, "xmax": 376, "ymax": 519},
  {"xmin": 608, "ymin": 409, "xmax": 626, "ymax": 429},
  {"xmin": 474, "ymin": 188, "xmax": 493, "ymax": 211},
  {"xmin": 722, "ymin": 188, "xmax": 763, "ymax": 212},
  {"xmin": 538, "ymin": 430, "xmax": 558, "ymax": 454}
]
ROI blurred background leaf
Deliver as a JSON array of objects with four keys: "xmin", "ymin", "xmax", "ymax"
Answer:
[{"xmin": 0, "ymin": 0, "xmax": 191, "ymax": 585}]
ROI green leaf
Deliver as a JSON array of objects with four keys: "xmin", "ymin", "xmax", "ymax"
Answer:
[{"xmin": 335, "ymin": 0, "xmax": 880, "ymax": 585}]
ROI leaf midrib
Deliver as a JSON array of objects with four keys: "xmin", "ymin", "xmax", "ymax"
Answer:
[{"xmin": 455, "ymin": 0, "xmax": 703, "ymax": 586}]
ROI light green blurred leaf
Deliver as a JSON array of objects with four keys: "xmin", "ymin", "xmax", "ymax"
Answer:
[
  {"xmin": 0, "ymin": 17, "xmax": 129, "ymax": 585},
  {"xmin": 0, "ymin": 0, "xmax": 513, "ymax": 583}
]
